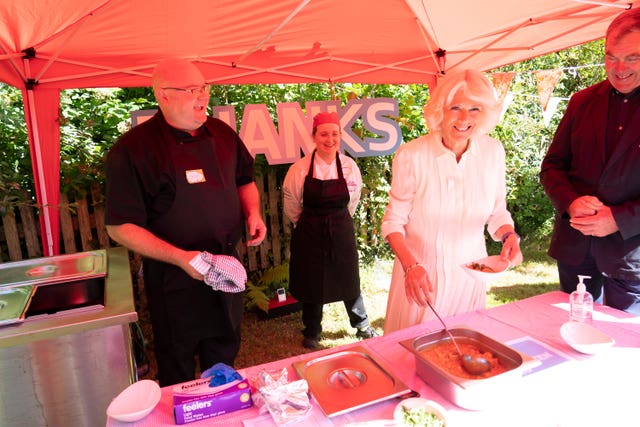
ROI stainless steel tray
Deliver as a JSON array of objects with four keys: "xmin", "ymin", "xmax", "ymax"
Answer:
[
  {"xmin": 0, "ymin": 285, "xmax": 35, "ymax": 326},
  {"xmin": 399, "ymin": 327, "xmax": 539, "ymax": 410},
  {"xmin": 292, "ymin": 345, "xmax": 411, "ymax": 417},
  {"xmin": 0, "ymin": 250, "xmax": 107, "ymax": 288}
]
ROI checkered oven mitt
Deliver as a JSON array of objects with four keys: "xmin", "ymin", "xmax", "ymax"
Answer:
[{"xmin": 189, "ymin": 252, "xmax": 247, "ymax": 293}]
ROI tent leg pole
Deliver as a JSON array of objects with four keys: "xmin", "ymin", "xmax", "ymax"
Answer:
[{"xmin": 26, "ymin": 88, "xmax": 54, "ymax": 257}]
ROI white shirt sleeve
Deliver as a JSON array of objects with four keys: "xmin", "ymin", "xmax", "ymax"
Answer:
[
  {"xmin": 340, "ymin": 155, "xmax": 362, "ymax": 217},
  {"xmin": 282, "ymin": 156, "xmax": 310, "ymax": 226},
  {"xmin": 484, "ymin": 140, "xmax": 514, "ymax": 239},
  {"xmin": 380, "ymin": 139, "xmax": 421, "ymax": 239}
]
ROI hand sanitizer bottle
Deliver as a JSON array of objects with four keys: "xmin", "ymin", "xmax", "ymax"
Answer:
[{"xmin": 570, "ymin": 275, "xmax": 593, "ymax": 323}]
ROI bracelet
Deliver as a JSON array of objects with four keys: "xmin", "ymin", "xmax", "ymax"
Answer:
[
  {"xmin": 501, "ymin": 231, "xmax": 520, "ymax": 244},
  {"xmin": 404, "ymin": 262, "xmax": 423, "ymax": 274}
]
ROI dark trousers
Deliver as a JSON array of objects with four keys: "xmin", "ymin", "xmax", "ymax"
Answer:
[
  {"xmin": 155, "ymin": 333, "xmax": 241, "ymax": 387},
  {"xmin": 558, "ymin": 256, "xmax": 640, "ymax": 315},
  {"xmin": 302, "ymin": 294, "xmax": 369, "ymax": 339},
  {"xmin": 557, "ymin": 254, "xmax": 604, "ymax": 302}
]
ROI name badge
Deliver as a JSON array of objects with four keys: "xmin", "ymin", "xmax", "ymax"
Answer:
[{"xmin": 185, "ymin": 169, "xmax": 206, "ymax": 184}]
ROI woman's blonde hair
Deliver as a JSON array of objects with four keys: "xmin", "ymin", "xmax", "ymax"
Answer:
[{"xmin": 423, "ymin": 70, "xmax": 501, "ymax": 135}]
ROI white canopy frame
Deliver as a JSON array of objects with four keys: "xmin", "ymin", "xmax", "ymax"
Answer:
[{"xmin": 0, "ymin": 0, "xmax": 634, "ymax": 255}]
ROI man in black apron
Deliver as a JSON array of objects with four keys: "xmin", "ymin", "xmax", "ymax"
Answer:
[
  {"xmin": 105, "ymin": 58, "xmax": 266, "ymax": 386},
  {"xmin": 284, "ymin": 112, "xmax": 377, "ymax": 349}
]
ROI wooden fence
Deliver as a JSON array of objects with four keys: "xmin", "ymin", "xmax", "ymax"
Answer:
[{"xmin": 0, "ymin": 170, "xmax": 292, "ymax": 272}]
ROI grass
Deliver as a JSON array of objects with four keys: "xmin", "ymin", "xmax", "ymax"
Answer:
[{"xmin": 136, "ymin": 240, "xmax": 560, "ymax": 378}]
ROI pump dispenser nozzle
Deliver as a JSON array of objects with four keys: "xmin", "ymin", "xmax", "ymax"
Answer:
[{"xmin": 577, "ymin": 275, "xmax": 591, "ymax": 293}]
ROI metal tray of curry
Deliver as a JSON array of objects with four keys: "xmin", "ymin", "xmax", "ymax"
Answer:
[
  {"xmin": 292, "ymin": 345, "xmax": 411, "ymax": 417},
  {"xmin": 400, "ymin": 328, "xmax": 539, "ymax": 410}
]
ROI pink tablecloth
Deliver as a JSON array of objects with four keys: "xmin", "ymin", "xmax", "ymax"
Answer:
[{"xmin": 107, "ymin": 292, "xmax": 640, "ymax": 427}]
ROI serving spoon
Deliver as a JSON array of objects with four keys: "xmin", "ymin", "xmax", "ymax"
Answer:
[{"xmin": 425, "ymin": 300, "xmax": 491, "ymax": 375}]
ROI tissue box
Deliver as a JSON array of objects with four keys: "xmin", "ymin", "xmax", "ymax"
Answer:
[{"xmin": 173, "ymin": 377, "xmax": 252, "ymax": 425}]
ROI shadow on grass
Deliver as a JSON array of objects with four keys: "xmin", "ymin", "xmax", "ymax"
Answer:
[{"xmin": 488, "ymin": 282, "xmax": 559, "ymax": 306}]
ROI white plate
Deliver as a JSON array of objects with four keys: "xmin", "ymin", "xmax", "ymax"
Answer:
[
  {"xmin": 560, "ymin": 321, "xmax": 615, "ymax": 355},
  {"xmin": 106, "ymin": 379, "xmax": 161, "ymax": 423},
  {"xmin": 462, "ymin": 255, "xmax": 509, "ymax": 282},
  {"xmin": 394, "ymin": 397, "xmax": 447, "ymax": 427}
]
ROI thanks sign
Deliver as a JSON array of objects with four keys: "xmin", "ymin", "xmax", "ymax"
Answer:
[{"xmin": 131, "ymin": 97, "xmax": 402, "ymax": 165}]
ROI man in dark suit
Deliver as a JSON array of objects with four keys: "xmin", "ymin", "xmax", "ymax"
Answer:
[{"xmin": 540, "ymin": 7, "xmax": 640, "ymax": 314}]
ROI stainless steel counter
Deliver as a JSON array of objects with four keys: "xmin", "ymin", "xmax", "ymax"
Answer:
[{"xmin": 0, "ymin": 246, "xmax": 138, "ymax": 427}]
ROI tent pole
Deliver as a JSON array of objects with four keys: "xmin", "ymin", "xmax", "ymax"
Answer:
[
  {"xmin": 570, "ymin": 0, "xmax": 631, "ymax": 9},
  {"xmin": 233, "ymin": 0, "xmax": 311, "ymax": 66},
  {"xmin": 25, "ymin": 88, "xmax": 54, "ymax": 257}
]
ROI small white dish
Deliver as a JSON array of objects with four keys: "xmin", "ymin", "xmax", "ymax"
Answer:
[
  {"xmin": 394, "ymin": 397, "xmax": 447, "ymax": 427},
  {"xmin": 560, "ymin": 321, "xmax": 615, "ymax": 355},
  {"xmin": 462, "ymin": 255, "xmax": 509, "ymax": 282},
  {"xmin": 106, "ymin": 379, "xmax": 161, "ymax": 422}
]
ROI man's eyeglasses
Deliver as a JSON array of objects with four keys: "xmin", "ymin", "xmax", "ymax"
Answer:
[{"xmin": 161, "ymin": 85, "xmax": 211, "ymax": 95}]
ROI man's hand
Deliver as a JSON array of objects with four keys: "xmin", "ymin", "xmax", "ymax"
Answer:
[
  {"xmin": 568, "ymin": 195, "xmax": 603, "ymax": 218},
  {"xmin": 246, "ymin": 214, "xmax": 267, "ymax": 246},
  {"xmin": 237, "ymin": 183, "xmax": 267, "ymax": 246},
  {"xmin": 180, "ymin": 250, "xmax": 206, "ymax": 280},
  {"xmin": 570, "ymin": 205, "xmax": 618, "ymax": 237},
  {"xmin": 106, "ymin": 223, "xmax": 205, "ymax": 279}
]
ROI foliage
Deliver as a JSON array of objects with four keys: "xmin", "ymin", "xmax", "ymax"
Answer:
[
  {"xmin": 348, "ymin": 83, "xmax": 430, "ymax": 263},
  {"xmin": 0, "ymin": 39, "xmax": 608, "ymax": 260},
  {"xmin": 59, "ymin": 88, "xmax": 155, "ymax": 197},
  {"xmin": 355, "ymin": 155, "xmax": 393, "ymax": 262},
  {"xmin": 0, "ymin": 84, "xmax": 32, "ymax": 211},
  {"xmin": 489, "ymin": 39, "xmax": 606, "ymax": 239},
  {"xmin": 492, "ymin": 109, "xmax": 556, "ymax": 238},
  {"xmin": 496, "ymin": 40, "xmax": 606, "ymax": 98},
  {"xmin": 244, "ymin": 262, "xmax": 290, "ymax": 312}
]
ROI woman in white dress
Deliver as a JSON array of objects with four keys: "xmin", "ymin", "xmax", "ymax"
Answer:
[{"xmin": 381, "ymin": 70, "xmax": 523, "ymax": 333}]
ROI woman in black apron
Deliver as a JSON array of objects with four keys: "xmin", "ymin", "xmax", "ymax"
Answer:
[{"xmin": 283, "ymin": 112, "xmax": 377, "ymax": 349}]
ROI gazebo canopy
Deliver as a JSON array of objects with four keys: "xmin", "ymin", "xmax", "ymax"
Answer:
[{"xmin": 0, "ymin": 0, "xmax": 634, "ymax": 255}]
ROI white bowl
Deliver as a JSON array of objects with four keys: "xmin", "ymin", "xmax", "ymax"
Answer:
[
  {"xmin": 106, "ymin": 379, "xmax": 161, "ymax": 423},
  {"xmin": 560, "ymin": 321, "xmax": 615, "ymax": 355},
  {"xmin": 394, "ymin": 397, "xmax": 447, "ymax": 427},
  {"xmin": 462, "ymin": 255, "xmax": 509, "ymax": 282}
]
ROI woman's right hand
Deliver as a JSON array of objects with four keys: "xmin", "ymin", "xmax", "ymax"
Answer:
[
  {"xmin": 385, "ymin": 233, "xmax": 435, "ymax": 306},
  {"xmin": 404, "ymin": 264, "xmax": 434, "ymax": 306}
]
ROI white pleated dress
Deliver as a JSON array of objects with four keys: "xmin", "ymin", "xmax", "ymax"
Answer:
[{"xmin": 381, "ymin": 132, "xmax": 514, "ymax": 333}]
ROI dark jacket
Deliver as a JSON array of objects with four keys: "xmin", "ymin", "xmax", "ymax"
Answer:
[{"xmin": 540, "ymin": 80, "xmax": 640, "ymax": 280}]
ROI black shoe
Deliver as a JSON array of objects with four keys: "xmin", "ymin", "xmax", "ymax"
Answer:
[
  {"xmin": 302, "ymin": 337, "xmax": 319, "ymax": 349},
  {"xmin": 356, "ymin": 327, "xmax": 379, "ymax": 340}
]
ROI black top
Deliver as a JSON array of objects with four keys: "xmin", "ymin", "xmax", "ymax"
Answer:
[
  {"xmin": 104, "ymin": 110, "xmax": 254, "ymax": 369},
  {"xmin": 105, "ymin": 110, "xmax": 254, "ymax": 232}
]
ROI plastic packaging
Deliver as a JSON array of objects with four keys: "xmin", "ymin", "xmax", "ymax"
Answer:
[
  {"xmin": 570, "ymin": 275, "xmax": 593, "ymax": 323},
  {"xmin": 249, "ymin": 368, "xmax": 311, "ymax": 425}
]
